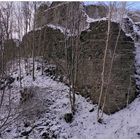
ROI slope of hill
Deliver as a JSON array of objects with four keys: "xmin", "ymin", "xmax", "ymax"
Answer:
[
  {"xmin": 0, "ymin": 58, "xmax": 140, "ymax": 139},
  {"xmin": 1, "ymin": 2, "xmax": 140, "ymax": 139}
]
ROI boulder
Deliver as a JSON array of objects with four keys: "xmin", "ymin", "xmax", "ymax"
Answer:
[{"xmin": 64, "ymin": 113, "xmax": 73, "ymax": 123}]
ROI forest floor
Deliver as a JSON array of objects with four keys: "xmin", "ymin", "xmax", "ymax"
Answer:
[{"xmin": 0, "ymin": 58, "xmax": 140, "ymax": 139}]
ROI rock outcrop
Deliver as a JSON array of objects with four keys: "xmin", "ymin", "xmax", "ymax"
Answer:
[
  {"xmin": 0, "ymin": 39, "xmax": 18, "ymax": 74},
  {"xmin": 78, "ymin": 21, "xmax": 136, "ymax": 114},
  {"xmin": 22, "ymin": 19, "xmax": 136, "ymax": 114},
  {"xmin": 128, "ymin": 11, "xmax": 140, "ymax": 23},
  {"xmin": 83, "ymin": 4, "xmax": 108, "ymax": 19},
  {"xmin": 35, "ymin": 2, "xmax": 87, "ymax": 33},
  {"xmin": 35, "ymin": 2, "xmax": 108, "ymax": 33}
]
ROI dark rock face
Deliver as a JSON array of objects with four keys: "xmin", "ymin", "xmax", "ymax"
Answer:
[
  {"xmin": 77, "ymin": 21, "xmax": 136, "ymax": 114},
  {"xmin": 44, "ymin": 65, "xmax": 57, "ymax": 76},
  {"xmin": 22, "ymin": 20, "xmax": 136, "ymax": 114},
  {"xmin": 24, "ymin": 121, "xmax": 30, "ymax": 128},
  {"xmin": 21, "ymin": 26, "xmax": 67, "ymax": 76},
  {"xmin": 0, "ymin": 76, "xmax": 15, "ymax": 90},
  {"xmin": 122, "ymin": 18, "xmax": 134, "ymax": 35},
  {"xmin": 50, "ymin": 2, "xmax": 63, "ymax": 7},
  {"xmin": 7, "ymin": 77, "xmax": 15, "ymax": 85},
  {"xmin": 83, "ymin": 4, "xmax": 108, "ymax": 19},
  {"xmin": 35, "ymin": 2, "xmax": 88, "ymax": 32},
  {"xmin": 128, "ymin": 11, "xmax": 140, "ymax": 23},
  {"xmin": 0, "ymin": 39, "xmax": 18, "ymax": 74},
  {"xmin": 41, "ymin": 132, "xmax": 50, "ymax": 139},
  {"xmin": 35, "ymin": 2, "xmax": 109, "ymax": 34},
  {"xmin": 64, "ymin": 113, "xmax": 73, "ymax": 123}
]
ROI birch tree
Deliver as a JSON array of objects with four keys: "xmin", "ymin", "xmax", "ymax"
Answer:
[
  {"xmin": 21, "ymin": 2, "xmax": 32, "ymax": 76},
  {"xmin": 32, "ymin": 2, "xmax": 37, "ymax": 81},
  {"xmin": 97, "ymin": 2, "xmax": 127, "ymax": 122},
  {"xmin": 97, "ymin": 2, "xmax": 112, "ymax": 122}
]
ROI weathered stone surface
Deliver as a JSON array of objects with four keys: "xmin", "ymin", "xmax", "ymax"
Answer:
[
  {"xmin": 35, "ymin": 2, "xmax": 109, "ymax": 33},
  {"xmin": 77, "ymin": 21, "xmax": 136, "ymax": 114},
  {"xmin": 122, "ymin": 17, "xmax": 134, "ymax": 35},
  {"xmin": 0, "ymin": 39, "xmax": 18, "ymax": 74},
  {"xmin": 50, "ymin": 2, "xmax": 63, "ymax": 8},
  {"xmin": 21, "ymin": 26, "xmax": 66, "ymax": 75},
  {"xmin": 83, "ymin": 4, "xmax": 108, "ymax": 19},
  {"xmin": 35, "ymin": 2, "xmax": 88, "ymax": 33},
  {"xmin": 128, "ymin": 11, "xmax": 140, "ymax": 23},
  {"xmin": 22, "ymin": 20, "xmax": 136, "ymax": 114}
]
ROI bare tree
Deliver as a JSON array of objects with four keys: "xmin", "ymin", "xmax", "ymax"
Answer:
[
  {"xmin": 0, "ymin": 2, "xmax": 14, "ymax": 40},
  {"xmin": 32, "ymin": 2, "xmax": 37, "ymax": 81},
  {"xmin": 0, "ymin": 10, "xmax": 5, "ymax": 77},
  {"xmin": 15, "ymin": 4, "xmax": 23, "ymax": 88},
  {"xmin": 64, "ymin": 2, "xmax": 83, "ymax": 114},
  {"xmin": 97, "ymin": 2, "xmax": 127, "ymax": 121},
  {"xmin": 97, "ymin": 2, "xmax": 112, "ymax": 122}
]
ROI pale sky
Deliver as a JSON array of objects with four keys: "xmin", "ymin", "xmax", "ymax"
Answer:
[{"xmin": 84, "ymin": 1, "xmax": 140, "ymax": 10}]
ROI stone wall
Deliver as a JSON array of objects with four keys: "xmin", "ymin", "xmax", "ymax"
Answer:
[
  {"xmin": 22, "ymin": 20, "xmax": 136, "ymax": 114},
  {"xmin": 0, "ymin": 39, "xmax": 18, "ymax": 74},
  {"xmin": 128, "ymin": 11, "xmax": 140, "ymax": 23},
  {"xmin": 78, "ymin": 21, "xmax": 136, "ymax": 114},
  {"xmin": 21, "ymin": 26, "xmax": 66, "ymax": 74},
  {"xmin": 83, "ymin": 4, "xmax": 108, "ymax": 19},
  {"xmin": 35, "ymin": 2, "xmax": 108, "ymax": 33},
  {"xmin": 35, "ymin": 2, "xmax": 87, "ymax": 33}
]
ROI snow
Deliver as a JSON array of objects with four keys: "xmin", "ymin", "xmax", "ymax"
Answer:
[
  {"xmin": 135, "ymin": 43, "xmax": 140, "ymax": 65},
  {"xmin": 47, "ymin": 24, "xmax": 65, "ymax": 34},
  {"xmin": 82, "ymin": 11, "xmax": 107, "ymax": 31},
  {"xmin": 134, "ymin": 25, "xmax": 140, "ymax": 36},
  {"xmin": 2, "ymin": 11, "xmax": 140, "ymax": 139},
  {"xmin": 84, "ymin": 10, "xmax": 131, "ymax": 39},
  {"xmin": 135, "ymin": 42, "xmax": 140, "ymax": 86},
  {"xmin": 135, "ymin": 22, "xmax": 140, "ymax": 24},
  {"xmin": 1, "ymin": 57, "xmax": 140, "ymax": 139},
  {"xmin": 47, "ymin": 24, "xmax": 72, "ymax": 36},
  {"xmin": 84, "ymin": 10, "xmax": 139, "ymax": 43},
  {"xmin": 34, "ymin": 26, "xmax": 44, "ymax": 31},
  {"xmin": 35, "ymin": 23, "xmax": 72, "ymax": 37},
  {"xmin": 83, "ymin": 8, "xmax": 107, "ymax": 24},
  {"xmin": 87, "ymin": 16, "xmax": 107, "ymax": 23}
]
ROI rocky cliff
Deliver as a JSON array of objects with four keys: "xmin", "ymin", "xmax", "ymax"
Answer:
[
  {"xmin": 78, "ymin": 21, "xmax": 136, "ymax": 114},
  {"xmin": 22, "ymin": 18, "xmax": 136, "ymax": 114},
  {"xmin": 83, "ymin": 4, "xmax": 108, "ymax": 19},
  {"xmin": 0, "ymin": 39, "xmax": 18, "ymax": 74},
  {"xmin": 35, "ymin": 2, "xmax": 108, "ymax": 33}
]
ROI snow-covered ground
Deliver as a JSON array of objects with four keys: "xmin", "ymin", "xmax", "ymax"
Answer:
[
  {"xmin": 1, "ymin": 9, "xmax": 140, "ymax": 138},
  {"xmin": 0, "ymin": 58, "xmax": 140, "ymax": 139}
]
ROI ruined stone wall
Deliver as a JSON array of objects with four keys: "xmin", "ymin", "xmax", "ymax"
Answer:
[
  {"xmin": 0, "ymin": 39, "xmax": 18, "ymax": 74},
  {"xmin": 35, "ymin": 2, "xmax": 108, "ymax": 33},
  {"xmin": 35, "ymin": 2, "xmax": 87, "ymax": 33},
  {"xmin": 128, "ymin": 11, "xmax": 140, "ymax": 23},
  {"xmin": 21, "ymin": 26, "xmax": 67, "ymax": 74},
  {"xmin": 83, "ymin": 5, "xmax": 108, "ymax": 19},
  {"xmin": 22, "ymin": 20, "xmax": 136, "ymax": 114},
  {"xmin": 78, "ymin": 21, "xmax": 136, "ymax": 114}
]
